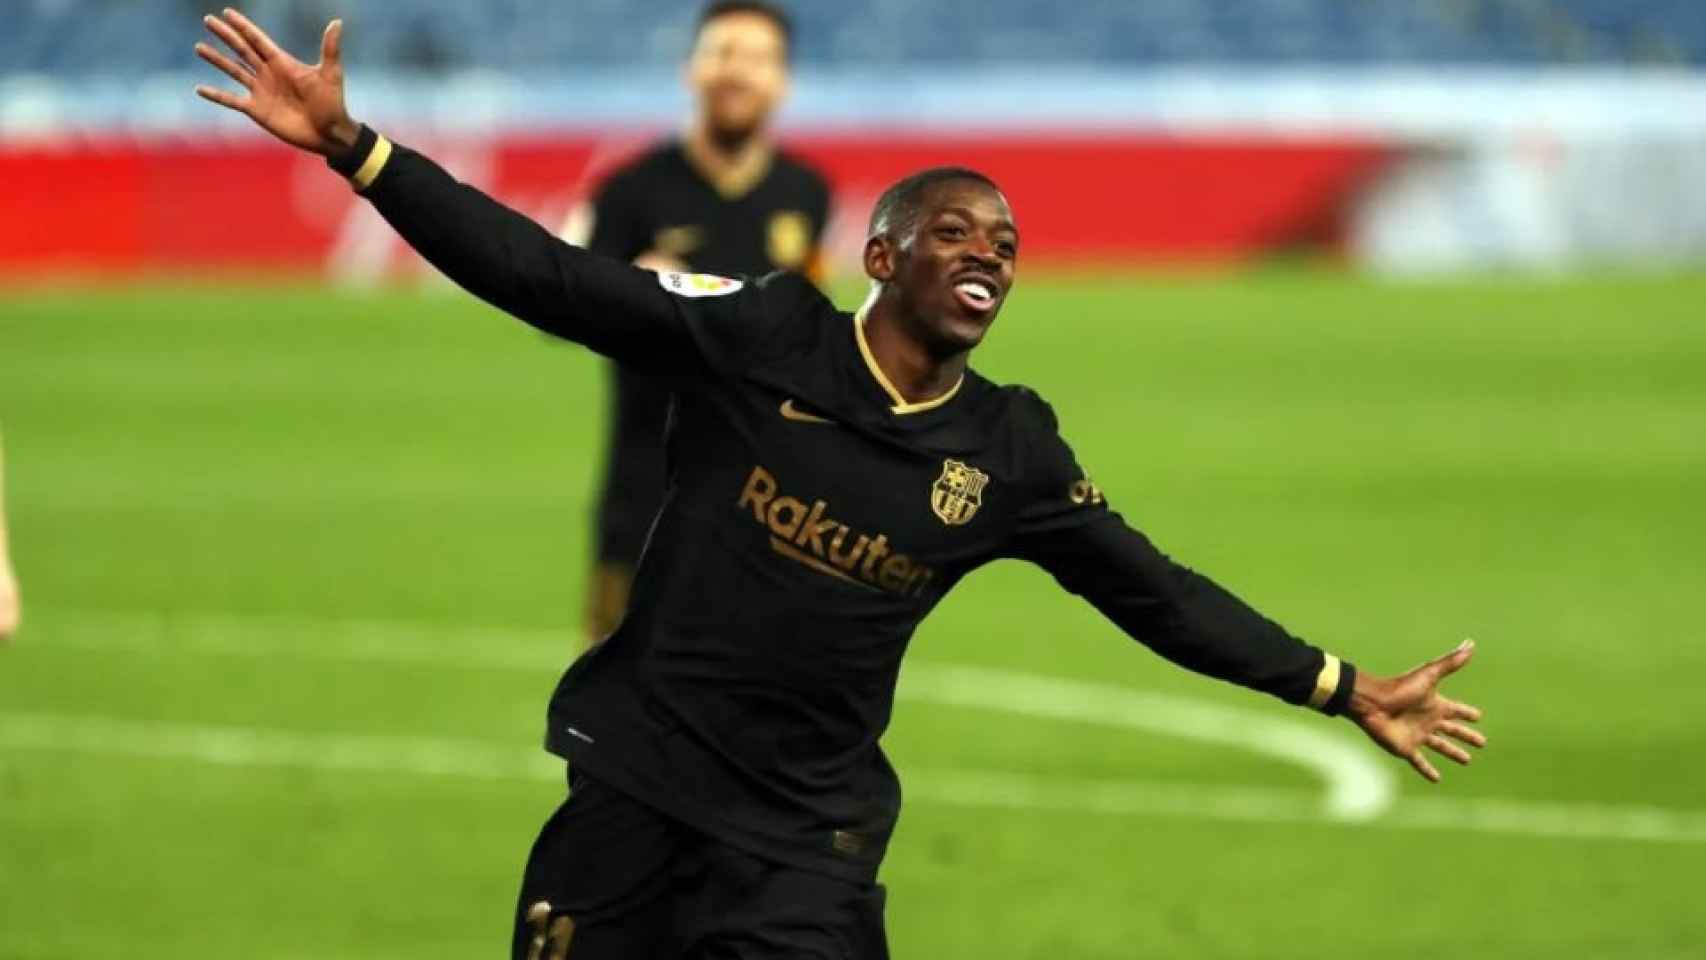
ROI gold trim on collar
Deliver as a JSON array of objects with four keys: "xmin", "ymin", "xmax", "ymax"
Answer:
[{"xmin": 853, "ymin": 303, "xmax": 963, "ymax": 415}]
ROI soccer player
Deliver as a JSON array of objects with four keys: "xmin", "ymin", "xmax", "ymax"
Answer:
[
  {"xmin": 575, "ymin": 1, "xmax": 831, "ymax": 644},
  {"xmin": 195, "ymin": 11, "xmax": 1488, "ymax": 958},
  {"xmin": 0, "ymin": 428, "xmax": 17, "ymax": 642}
]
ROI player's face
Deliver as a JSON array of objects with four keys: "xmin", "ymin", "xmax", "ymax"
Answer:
[
  {"xmin": 687, "ymin": 13, "xmax": 789, "ymax": 145},
  {"xmin": 883, "ymin": 181, "xmax": 1020, "ymax": 354}
]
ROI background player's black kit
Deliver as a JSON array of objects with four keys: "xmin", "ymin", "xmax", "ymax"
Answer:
[{"xmin": 583, "ymin": 143, "xmax": 831, "ymax": 638}]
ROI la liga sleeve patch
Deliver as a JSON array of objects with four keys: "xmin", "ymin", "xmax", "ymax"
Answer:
[{"xmin": 658, "ymin": 271, "xmax": 745, "ymax": 298}]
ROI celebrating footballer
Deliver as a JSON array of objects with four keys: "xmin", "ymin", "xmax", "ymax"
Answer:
[{"xmin": 194, "ymin": 8, "xmax": 1487, "ymax": 958}]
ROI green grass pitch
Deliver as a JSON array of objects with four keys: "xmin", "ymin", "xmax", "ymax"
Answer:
[{"xmin": 1, "ymin": 269, "xmax": 1703, "ymax": 958}]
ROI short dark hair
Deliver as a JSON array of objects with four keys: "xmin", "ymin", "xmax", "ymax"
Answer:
[
  {"xmin": 867, "ymin": 167, "xmax": 1005, "ymax": 242},
  {"xmin": 697, "ymin": 1, "xmax": 794, "ymax": 58}
]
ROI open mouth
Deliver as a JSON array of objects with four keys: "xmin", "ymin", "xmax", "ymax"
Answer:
[{"xmin": 952, "ymin": 277, "xmax": 999, "ymax": 313}]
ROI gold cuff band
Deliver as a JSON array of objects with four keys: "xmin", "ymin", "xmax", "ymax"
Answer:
[
  {"xmin": 351, "ymin": 135, "xmax": 393, "ymax": 190},
  {"xmin": 1308, "ymin": 654, "xmax": 1342, "ymax": 710}
]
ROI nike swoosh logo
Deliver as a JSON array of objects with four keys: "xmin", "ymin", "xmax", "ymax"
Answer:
[{"xmin": 780, "ymin": 399, "xmax": 836, "ymax": 425}]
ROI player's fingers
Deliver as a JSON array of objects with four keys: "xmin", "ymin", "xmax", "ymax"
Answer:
[
  {"xmin": 1427, "ymin": 733, "xmax": 1473, "ymax": 766},
  {"xmin": 1440, "ymin": 720, "xmax": 1487, "ymax": 749},
  {"xmin": 545, "ymin": 915, "xmax": 575, "ymax": 960},
  {"xmin": 1408, "ymin": 749, "xmax": 1441, "ymax": 784},
  {"xmin": 194, "ymin": 84, "xmax": 251, "ymax": 114},
  {"xmin": 523, "ymin": 902, "xmax": 552, "ymax": 960},
  {"xmin": 1431, "ymin": 638, "xmax": 1476, "ymax": 678},
  {"xmin": 1447, "ymin": 699, "xmax": 1484, "ymax": 723},
  {"xmin": 194, "ymin": 42, "xmax": 254, "ymax": 88},
  {"xmin": 223, "ymin": 8, "xmax": 285, "ymax": 62},
  {"xmin": 203, "ymin": 13, "xmax": 261, "ymax": 70},
  {"xmin": 320, "ymin": 19, "xmax": 344, "ymax": 67}
]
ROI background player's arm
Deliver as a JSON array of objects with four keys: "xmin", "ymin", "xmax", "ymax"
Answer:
[
  {"xmin": 194, "ymin": 12, "xmax": 728, "ymax": 372},
  {"xmin": 0, "ymin": 428, "xmax": 19, "ymax": 642},
  {"xmin": 567, "ymin": 175, "xmax": 688, "ymax": 276},
  {"xmin": 1008, "ymin": 400, "xmax": 1486, "ymax": 783},
  {"xmin": 632, "ymin": 250, "xmax": 690, "ymax": 274}
]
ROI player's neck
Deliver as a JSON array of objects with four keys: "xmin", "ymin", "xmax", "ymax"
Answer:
[
  {"xmin": 861, "ymin": 296, "xmax": 969, "ymax": 408},
  {"xmin": 683, "ymin": 123, "xmax": 773, "ymax": 199}
]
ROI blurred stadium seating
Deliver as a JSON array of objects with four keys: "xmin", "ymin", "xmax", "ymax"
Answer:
[
  {"xmin": 4, "ymin": 0, "xmax": 1706, "ymax": 73},
  {"xmin": 3, "ymin": 2, "xmax": 1705, "ymax": 272}
]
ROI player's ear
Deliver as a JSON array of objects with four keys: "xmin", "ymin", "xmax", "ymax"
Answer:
[{"xmin": 863, "ymin": 234, "xmax": 896, "ymax": 283}]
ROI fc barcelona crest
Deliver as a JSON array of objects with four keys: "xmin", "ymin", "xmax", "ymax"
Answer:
[{"xmin": 931, "ymin": 459, "xmax": 989, "ymax": 526}]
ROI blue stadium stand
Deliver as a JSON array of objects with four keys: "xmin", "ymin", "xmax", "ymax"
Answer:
[{"xmin": 2, "ymin": 0, "xmax": 1704, "ymax": 74}]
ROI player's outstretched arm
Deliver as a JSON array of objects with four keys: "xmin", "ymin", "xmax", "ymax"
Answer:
[
  {"xmin": 1019, "ymin": 512, "xmax": 1487, "ymax": 783},
  {"xmin": 194, "ymin": 10, "xmax": 720, "ymax": 368},
  {"xmin": 1007, "ymin": 397, "xmax": 1485, "ymax": 783}
]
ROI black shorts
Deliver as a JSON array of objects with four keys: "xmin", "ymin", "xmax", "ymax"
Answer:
[{"xmin": 512, "ymin": 769, "xmax": 890, "ymax": 960}]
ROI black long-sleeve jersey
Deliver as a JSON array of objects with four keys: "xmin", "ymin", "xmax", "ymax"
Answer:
[
  {"xmin": 582, "ymin": 143, "xmax": 831, "ymax": 575},
  {"xmin": 330, "ymin": 128, "xmax": 1357, "ymax": 884}
]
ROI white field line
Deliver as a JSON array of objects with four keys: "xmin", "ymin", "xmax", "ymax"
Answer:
[
  {"xmin": 3, "ymin": 711, "xmax": 1704, "ymax": 846},
  {"xmin": 23, "ymin": 609, "xmax": 1706, "ymax": 844},
  {"xmin": 30, "ymin": 609, "xmax": 1392, "ymax": 820},
  {"xmin": 896, "ymin": 663, "xmax": 1392, "ymax": 820}
]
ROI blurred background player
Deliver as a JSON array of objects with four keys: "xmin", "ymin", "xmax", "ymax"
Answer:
[
  {"xmin": 0, "ymin": 428, "xmax": 18, "ymax": 641},
  {"xmin": 572, "ymin": 1, "xmax": 831, "ymax": 643}
]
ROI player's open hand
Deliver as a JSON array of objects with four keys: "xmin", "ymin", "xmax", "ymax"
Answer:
[
  {"xmin": 1348, "ymin": 639, "xmax": 1486, "ymax": 783},
  {"xmin": 194, "ymin": 8, "xmax": 360, "ymax": 157}
]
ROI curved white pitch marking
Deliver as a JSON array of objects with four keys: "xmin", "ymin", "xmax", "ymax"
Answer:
[
  {"xmin": 4, "ymin": 712, "xmax": 1704, "ymax": 845},
  {"xmin": 38, "ymin": 609, "xmax": 1391, "ymax": 816},
  {"xmin": 896, "ymin": 663, "xmax": 1395, "ymax": 821}
]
